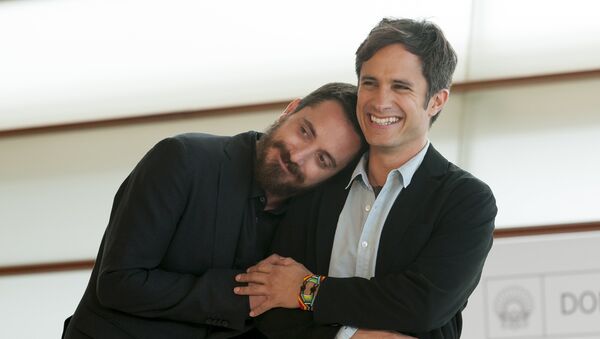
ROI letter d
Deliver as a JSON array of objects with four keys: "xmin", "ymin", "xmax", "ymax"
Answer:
[{"xmin": 561, "ymin": 292, "xmax": 577, "ymax": 315}]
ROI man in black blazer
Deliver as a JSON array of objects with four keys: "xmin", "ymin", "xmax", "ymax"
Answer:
[
  {"xmin": 235, "ymin": 19, "xmax": 497, "ymax": 338},
  {"xmin": 62, "ymin": 82, "xmax": 365, "ymax": 339}
]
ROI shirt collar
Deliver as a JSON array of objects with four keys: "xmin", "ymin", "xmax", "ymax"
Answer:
[
  {"xmin": 346, "ymin": 153, "xmax": 370, "ymax": 189},
  {"xmin": 345, "ymin": 141, "xmax": 430, "ymax": 190}
]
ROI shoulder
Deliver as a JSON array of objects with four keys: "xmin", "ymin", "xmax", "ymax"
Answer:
[
  {"xmin": 423, "ymin": 145, "xmax": 493, "ymax": 196},
  {"xmin": 132, "ymin": 133, "xmax": 235, "ymax": 180},
  {"xmin": 174, "ymin": 131, "xmax": 256, "ymax": 155},
  {"xmin": 169, "ymin": 132, "xmax": 230, "ymax": 153},
  {"xmin": 149, "ymin": 131, "xmax": 254, "ymax": 162},
  {"xmin": 444, "ymin": 162, "xmax": 494, "ymax": 198}
]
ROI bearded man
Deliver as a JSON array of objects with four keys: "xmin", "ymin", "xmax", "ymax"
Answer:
[{"xmin": 62, "ymin": 82, "xmax": 365, "ymax": 339}]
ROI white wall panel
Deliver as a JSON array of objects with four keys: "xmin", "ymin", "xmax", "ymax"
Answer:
[
  {"xmin": 429, "ymin": 92, "xmax": 466, "ymax": 165},
  {"xmin": 461, "ymin": 78, "xmax": 600, "ymax": 227},
  {"xmin": 0, "ymin": 270, "xmax": 91, "ymax": 339},
  {"xmin": 468, "ymin": 0, "xmax": 600, "ymax": 80}
]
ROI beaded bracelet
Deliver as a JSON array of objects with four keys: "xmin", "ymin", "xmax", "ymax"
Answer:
[{"xmin": 298, "ymin": 274, "xmax": 326, "ymax": 311}]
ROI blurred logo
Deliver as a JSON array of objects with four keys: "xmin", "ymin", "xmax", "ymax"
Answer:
[{"xmin": 494, "ymin": 286, "xmax": 535, "ymax": 329}]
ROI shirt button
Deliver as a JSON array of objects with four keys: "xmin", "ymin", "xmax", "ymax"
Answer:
[
  {"xmin": 361, "ymin": 241, "xmax": 368, "ymax": 248},
  {"xmin": 259, "ymin": 197, "xmax": 265, "ymax": 203},
  {"xmin": 365, "ymin": 204, "xmax": 371, "ymax": 212}
]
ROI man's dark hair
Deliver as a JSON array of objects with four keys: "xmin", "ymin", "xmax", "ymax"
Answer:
[
  {"xmin": 355, "ymin": 18, "xmax": 457, "ymax": 124},
  {"xmin": 294, "ymin": 82, "xmax": 366, "ymax": 149}
]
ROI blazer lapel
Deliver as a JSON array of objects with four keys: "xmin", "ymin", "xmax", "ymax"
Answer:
[
  {"xmin": 212, "ymin": 132, "xmax": 255, "ymax": 268},
  {"xmin": 375, "ymin": 145, "xmax": 449, "ymax": 274}
]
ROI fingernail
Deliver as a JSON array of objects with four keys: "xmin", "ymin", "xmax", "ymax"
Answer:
[{"xmin": 234, "ymin": 287, "xmax": 239, "ymax": 293}]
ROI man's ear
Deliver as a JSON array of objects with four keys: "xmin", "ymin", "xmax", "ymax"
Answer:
[
  {"xmin": 279, "ymin": 98, "xmax": 302, "ymax": 120},
  {"xmin": 428, "ymin": 89, "xmax": 449, "ymax": 118}
]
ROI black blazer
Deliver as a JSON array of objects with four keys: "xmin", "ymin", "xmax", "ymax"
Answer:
[
  {"xmin": 64, "ymin": 132, "xmax": 260, "ymax": 339},
  {"xmin": 258, "ymin": 145, "xmax": 497, "ymax": 339}
]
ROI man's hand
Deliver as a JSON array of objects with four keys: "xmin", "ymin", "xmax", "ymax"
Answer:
[
  {"xmin": 233, "ymin": 254, "xmax": 311, "ymax": 317},
  {"xmin": 352, "ymin": 329, "xmax": 417, "ymax": 339},
  {"xmin": 248, "ymin": 283, "xmax": 266, "ymax": 310}
]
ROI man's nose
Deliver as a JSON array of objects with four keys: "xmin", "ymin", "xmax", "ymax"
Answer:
[
  {"xmin": 289, "ymin": 145, "xmax": 315, "ymax": 166},
  {"xmin": 372, "ymin": 87, "xmax": 393, "ymax": 113}
]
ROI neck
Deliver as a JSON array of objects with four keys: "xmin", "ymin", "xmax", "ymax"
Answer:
[{"xmin": 367, "ymin": 140, "xmax": 427, "ymax": 187}]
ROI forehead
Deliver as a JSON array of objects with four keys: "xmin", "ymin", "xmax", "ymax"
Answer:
[
  {"xmin": 290, "ymin": 100, "xmax": 359, "ymax": 159},
  {"xmin": 292, "ymin": 100, "xmax": 347, "ymax": 128},
  {"xmin": 361, "ymin": 44, "xmax": 425, "ymax": 83}
]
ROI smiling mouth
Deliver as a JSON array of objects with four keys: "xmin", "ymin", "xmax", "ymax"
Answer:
[{"xmin": 369, "ymin": 114, "xmax": 401, "ymax": 126}]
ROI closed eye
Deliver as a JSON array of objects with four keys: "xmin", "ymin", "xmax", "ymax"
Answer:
[
  {"xmin": 392, "ymin": 80, "xmax": 413, "ymax": 91},
  {"xmin": 360, "ymin": 78, "xmax": 377, "ymax": 88},
  {"xmin": 393, "ymin": 84, "xmax": 409, "ymax": 90}
]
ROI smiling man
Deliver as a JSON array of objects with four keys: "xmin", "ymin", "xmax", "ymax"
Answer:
[
  {"xmin": 61, "ymin": 82, "xmax": 364, "ymax": 339},
  {"xmin": 235, "ymin": 18, "xmax": 498, "ymax": 338}
]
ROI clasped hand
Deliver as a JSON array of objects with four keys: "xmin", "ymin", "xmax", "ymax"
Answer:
[{"xmin": 234, "ymin": 254, "xmax": 311, "ymax": 317}]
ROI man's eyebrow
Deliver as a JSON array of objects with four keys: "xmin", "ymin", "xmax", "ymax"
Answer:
[
  {"xmin": 304, "ymin": 117, "xmax": 337, "ymax": 168},
  {"xmin": 361, "ymin": 74, "xmax": 414, "ymax": 87},
  {"xmin": 360, "ymin": 75, "xmax": 377, "ymax": 82}
]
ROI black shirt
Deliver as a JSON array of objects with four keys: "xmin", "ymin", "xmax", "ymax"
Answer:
[{"xmin": 233, "ymin": 135, "xmax": 286, "ymax": 270}]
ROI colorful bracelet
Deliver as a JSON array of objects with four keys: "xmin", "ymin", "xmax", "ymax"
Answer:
[{"xmin": 297, "ymin": 274, "xmax": 326, "ymax": 311}]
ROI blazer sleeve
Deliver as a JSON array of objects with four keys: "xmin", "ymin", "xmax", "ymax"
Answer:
[
  {"xmin": 95, "ymin": 137, "xmax": 249, "ymax": 330},
  {"xmin": 312, "ymin": 178, "xmax": 497, "ymax": 334}
]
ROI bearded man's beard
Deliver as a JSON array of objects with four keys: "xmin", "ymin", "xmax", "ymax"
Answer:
[{"xmin": 255, "ymin": 122, "xmax": 307, "ymax": 198}]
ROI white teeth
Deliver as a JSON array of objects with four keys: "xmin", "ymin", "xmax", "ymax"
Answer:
[{"xmin": 369, "ymin": 115, "xmax": 400, "ymax": 126}]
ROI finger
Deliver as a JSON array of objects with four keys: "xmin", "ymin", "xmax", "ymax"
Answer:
[
  {"xmin": 245, "ymin": 263, "xmax": 260, "ymax": 272},
  {"xmin": 249, "ymin": 300, "xmax": 274, "ymax": 317},
  {"xmin": 235, "ymin": 271, "xmax": 269, "ymax": 284},
  {"xmin": 259, "ymin": 253, "xmax": 286, "ymax": 265},
  {"xmin": 248, "ymin": 262, "xmax": 274, "ymax": 273},
  {"xmin": 233, "ymin": 284, "xmax": 268, "ymax": 296},
  {"xmin": 249, "ymin": 294, "xmax": 267, "ymax": 310},
  {"xmin": 276, "ymin": 257, "xmax": 297, "ymax": 266}
]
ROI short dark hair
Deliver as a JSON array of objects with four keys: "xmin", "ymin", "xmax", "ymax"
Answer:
[
  {"xmin": 355, "ymin": 18, "xmax": 457, "ymax": 124},
  {"xmin": 294, "ymin": 82, "xmax": 366, "ymax": 149}
]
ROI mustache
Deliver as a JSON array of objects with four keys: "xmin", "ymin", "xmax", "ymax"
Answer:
[{"xmin": 272, "ymin": 141, "xmax": 304, "ymax": 182}]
